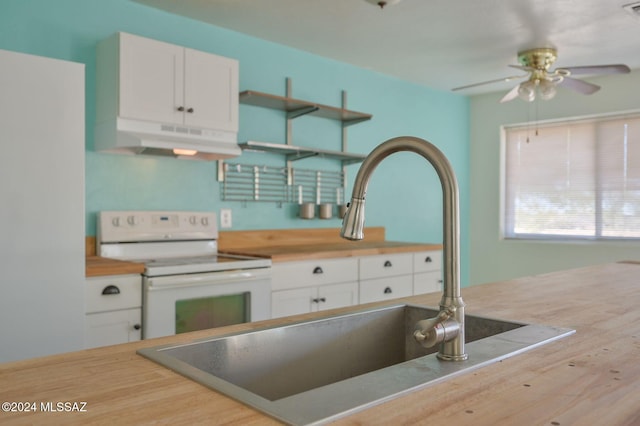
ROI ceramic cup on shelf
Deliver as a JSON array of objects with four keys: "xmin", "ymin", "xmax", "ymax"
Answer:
[
  {"xmin": 299, "ymin": 202, "xmax": 315, "ymax": 219},
  {"xmin": 319, "ymin": 203, "xmax": 333, "ymax": 219}
]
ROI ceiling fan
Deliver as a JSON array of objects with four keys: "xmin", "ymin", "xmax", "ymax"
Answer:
[{"xmin": 452, "ymin": 47, "xmax": 631, "ymax": 103}]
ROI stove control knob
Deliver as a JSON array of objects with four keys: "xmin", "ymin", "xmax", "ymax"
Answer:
[
  {"xmin": 127, "ymin": 215, "xmax": 140, "ymax": 226},
  {"xmin": 201, "ymin": 216, "xmax": 209, "ymax": 226},
  {"xmin": 189, "ymin": 215, "xmax": 198, "ymax": 225},
  {"xmin": 111, "ymin": 217, "xmax": 121, "ymax": 227}
]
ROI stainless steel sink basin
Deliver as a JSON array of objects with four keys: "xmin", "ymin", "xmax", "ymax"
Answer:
[{"xmin": 138, "ymin": 304, "xmax": 574, "ymax": 425}]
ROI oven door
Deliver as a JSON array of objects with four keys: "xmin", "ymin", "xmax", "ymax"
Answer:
[{"xmin": 143, "ymin": 268, "xmax": 271, "ymax": 339}]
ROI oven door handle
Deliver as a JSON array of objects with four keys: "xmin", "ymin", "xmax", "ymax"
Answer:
[{"xmin": 145, "ymin": 269, "xmax": 271, "ymax": 290}]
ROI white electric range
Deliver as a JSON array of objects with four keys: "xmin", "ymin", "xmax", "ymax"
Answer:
[{"xmin": 97, "ymin": 210, "xmax": 271, "ymax": 339}]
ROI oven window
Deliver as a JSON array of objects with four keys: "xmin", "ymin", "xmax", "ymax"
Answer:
[{"xmin": 175, "ymin": 293, "xmax": 250, "ymax": 334}]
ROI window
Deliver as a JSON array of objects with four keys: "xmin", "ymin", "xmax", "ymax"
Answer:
[{"xmin": 502, "ymin": 112, "xmax": 640, "ymax": 240}]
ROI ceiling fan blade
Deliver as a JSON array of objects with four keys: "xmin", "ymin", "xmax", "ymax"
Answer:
[
  {"xmin": 558, "ymin": 64, "xmax": 631, "ymax": 75},
  {"xmin": 558, "ymin": 76, "xmax": 600, "ymax": 95},
  {"xmin": 452, "ymin": 74, "xmax": 527, "ymax": 91},
  {"xmin": 499, "ymin": 84, "xmax": 521, "ymax": 103}
]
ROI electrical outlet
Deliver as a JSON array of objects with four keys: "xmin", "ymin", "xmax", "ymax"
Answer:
[{"xmin": 220, "ymin": 208, "xmax": 232, "ymax": 229}]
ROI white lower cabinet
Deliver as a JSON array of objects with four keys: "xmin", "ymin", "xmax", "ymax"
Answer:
[
  {"xmin": 85, "ymin": 275, "xmax": 142, "ymax": 349},
  {"xmin": 359, "ymin": 252, "xmax": 414, "ymax": 304},
  {"xmin": 271, "ymin": 281, "xmax": 358, "ymax": 319},
  {"xmin": 271, "ymin": 258, "xmax": 359, "ymax": 318},
  {"xmin": 270, "ymin": 249, "xmax": 443, "ymax": 318},
  {"xmin": 413, "ymin": 250, "xmax": 443, "ymax": 294}
]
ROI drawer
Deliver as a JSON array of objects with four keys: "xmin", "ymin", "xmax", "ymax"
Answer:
[
  {"xmin": 85, "ymin": 275, "xmax": 142, "ymax": 314},
  {"xmin": 271, "ymin": 257, "xmax": 359, "ymax": 291},
  {"xmin": 359, "ymin": 275, "xmax": 413, "ymax": 304},
  {"xmin": 359, "ymin": 252, "xmax": 412, "ymax": 280},
  {"xmin": 414, "ymin": 271, "xmax": 443, "ymax": 294},
  {"xmin": 413, "ymin": 250, "xmax": 442, "ymax": 273}
]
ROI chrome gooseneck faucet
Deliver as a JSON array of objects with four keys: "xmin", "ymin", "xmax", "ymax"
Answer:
[{"xmin": 341, "ymin": 136, "xmax": 468, "ymax": 361}]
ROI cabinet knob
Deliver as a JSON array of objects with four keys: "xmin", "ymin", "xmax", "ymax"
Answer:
[
  {"xmin": 313, "ymin": 266, "xmax": 323, "ymax": 274},
  {"xmin": 384, "ymin": 287, "xmax": 393, "ymax": 294},
  {"xmin": 187, "ymin": 107, "xmax": 194, "ymax": 113},
  {"xmin": 133, "ymin": 324, "xmax": 141, "ymax": 330},
  {"xmin": 101, "ymin": 285, "xmax": 120, "ymax": 295},
  {"xmin": 425, "ymin": 256, "xmax": 432, "ymax": 263},
  {"xmin": 177, "ymin": 106, "xmax": 185, "ymax": 112},
  {"xmin": 384, "ymin": 260, "xmax": 392, "ymax": 267}
]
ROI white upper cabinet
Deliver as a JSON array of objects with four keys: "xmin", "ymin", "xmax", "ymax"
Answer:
[
  {"xmin": 95, "ymin": 32, "xmax": 241, "ymax": 160},
  {"xmin": 116, "ymin": 32, "xmax": 238, "ymax": 131}
]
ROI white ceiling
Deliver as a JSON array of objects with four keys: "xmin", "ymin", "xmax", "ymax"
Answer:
[{"xmin": 134, "ymin": 0, "xmax": 640, "ymax": 96}]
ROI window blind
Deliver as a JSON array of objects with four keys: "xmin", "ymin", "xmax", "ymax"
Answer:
[{"xmin": 503, "ymin": 113, "xmax": 640, "ymax": 239}]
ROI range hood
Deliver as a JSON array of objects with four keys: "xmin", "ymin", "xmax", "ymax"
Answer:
[{"xmin": 95, "ymin": 118, "xmax": 241, "ymax": 161}]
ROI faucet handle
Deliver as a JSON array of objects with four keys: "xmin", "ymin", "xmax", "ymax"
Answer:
[{"xmin": 413, "ymin": 308, "xmax": 459, "ymax": 348}]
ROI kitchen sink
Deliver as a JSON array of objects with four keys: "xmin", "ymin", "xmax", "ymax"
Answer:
[{"xmin": 138, "ymin": 304, "xmax": 574, "ymax": 425}]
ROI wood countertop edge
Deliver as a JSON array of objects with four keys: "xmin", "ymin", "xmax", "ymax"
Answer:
[
  {"xmin": 221, "ymin": 241, "xmax": 443, "ymax": 263},
  {"xmin": 3, "ymin": 261, "xmax": 640, "ymax": 425}
]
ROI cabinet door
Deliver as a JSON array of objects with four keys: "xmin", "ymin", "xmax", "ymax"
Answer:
[
  {"xmin": 414, "ymin": 271, "xmax": 443, "ymax": 295},
  {"xmin": 85, "ymin": 308, "xmax": 141, "ymax": 349},
  {"xmin": 318, "ymin": 281, "xmax": 359, "ymax": 312},
  {"xmin": 184, "ymin": 48, "xmax": 238, "ymax": 131},
  {"xmin": 271, "ymin": 287, "xmax": 314, "ymax": 319},
  {"xmin": 119, "ymin": 33, "xmax": 184, "ymax": 125}
]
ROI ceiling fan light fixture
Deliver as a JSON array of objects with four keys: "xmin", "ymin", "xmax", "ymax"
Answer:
[
  {"xmin": 517, "ymin": 80, "xmax": 536, "ymax": 102},
  {"xmin": 538, "ymin": 80, "xmax": 557, "ymax": 100}
]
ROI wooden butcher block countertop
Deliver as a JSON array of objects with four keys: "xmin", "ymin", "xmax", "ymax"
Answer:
[
  {"xmin": 219, "ymin": 227, "xmax": 442, "ymax": 262},
  {"xmin": 85, "ymin": 256, "xmax": 145, "ymax": 277},
  {"xmin": 2, "ymin": 261, "xmax": 640, "ymax": 425},
  {"xmin": 223, "ymin": 240, "xmax": 443, "ymax": 262}
]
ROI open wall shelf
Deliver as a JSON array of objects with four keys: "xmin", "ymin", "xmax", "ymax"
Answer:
[
  {"xmin": 239, "ymin": 141, "xmax": 366, "ymax": 165},
  {"xmin": 219, "ymin": 79, "xmax": 372, "ymax": 202},
  {"xmin": 239, "ymin": 90, "xmax": 372, "ymax": 125}
]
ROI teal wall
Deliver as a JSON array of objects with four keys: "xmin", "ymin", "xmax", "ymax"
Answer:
[{"xmin": 1, "ymin": 0, "xmax": 470, "ymax": 284}]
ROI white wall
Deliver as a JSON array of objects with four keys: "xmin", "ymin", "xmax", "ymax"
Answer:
[{"xmin": 469, "ymin": 70, "xmax": 640, "ymax": 285}]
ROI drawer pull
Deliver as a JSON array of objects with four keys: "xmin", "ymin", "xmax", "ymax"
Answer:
[
  {"xmin": 425, "ymin": 256, "xmax": 432, "ymax": 263},
  {"xmin": 384, "ymin": 287, "xmax": 393, "ymax": 294},
  {"xmin": 312, "ymin": 297, "xmax": 327, "ymax": 303},
  {"xmin": 101, "ymin": 285, "xmax": 120, "ymax": 295},
  {"xmin": 313, "ymin": 266, "xmax": 324, "ymax": 274},
  {"xmin": 384, "ymin": 260, "xmax": 392, "ymax": 267}
]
